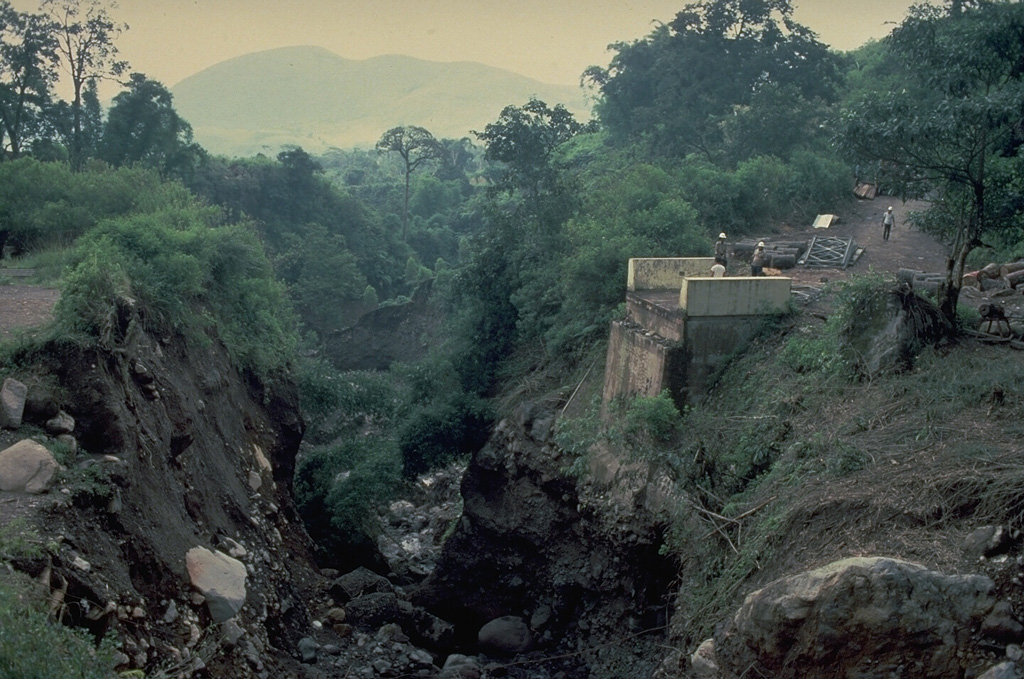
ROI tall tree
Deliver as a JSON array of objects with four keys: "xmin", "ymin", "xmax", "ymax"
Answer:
[
  {"xmin": 837, "ymin": 0, "xmax": 1024, "ymax": 324},
  {"xmin": 376, "ymin": 125, "xmax": 442, "ymax": 239},
  {"xmin": 100, "ymin": 72, "xmax": 203, "ymax": 181},
  {"xmin": 584, "ymin": 0, "xmax": 842, "ymax": 160},
  {"xmin": 0, "ymin": 3, "xmax": 57, "ymax": 158},
  {"xmin": 42, "ymin": 0, "xmax": 127, "ymax": 170},
  {"xmin": 474, "ymin": 98, "xmax": 587, "ymax": 200}
]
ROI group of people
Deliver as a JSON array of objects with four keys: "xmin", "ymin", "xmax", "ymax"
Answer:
[
  {"xmin": 710, "ymin": 205, "xmax": 897, "ymax": 279},
  {"xmin": 713, "ymin": 233, "xmax": 767, "ymax": 277}
]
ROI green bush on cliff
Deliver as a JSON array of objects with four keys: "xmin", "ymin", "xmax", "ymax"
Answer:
[
  {"xmin": 0, "ymin": 572, "xmax": 117, "ymax": 679},
  {"xmin": 55, "ymin": 202, "xmax": 297, "ymax": 379}
]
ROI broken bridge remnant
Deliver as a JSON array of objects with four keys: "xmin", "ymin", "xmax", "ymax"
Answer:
[{"xmin": 603, "ymin": 257, "xmax": 791, "ymax": 408}]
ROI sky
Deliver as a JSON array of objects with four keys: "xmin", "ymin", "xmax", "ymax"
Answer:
[{"xmin": 12, "ymin": 0, "xmax": 920, "ymax": 96}]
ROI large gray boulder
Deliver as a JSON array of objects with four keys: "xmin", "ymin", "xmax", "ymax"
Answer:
[
  {"xmin": 185, "ymin": 547, "xmax": 247, "ymax": 623},
  {"xmin": 710, "ymin": 556, "xmax": 994, "ymax": 679},
  {"xmin": 0, "ymin": 439, "xmax": 60, "ymax": 493}
]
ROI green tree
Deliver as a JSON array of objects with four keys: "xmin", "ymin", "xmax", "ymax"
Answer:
[
  {"xmin": 585, "ymin": 0, "xmax": 842, "ymax": 161},
  {"xmin": 474, "ymin": 98, "xmax": 588, "ymax": 199},
  {"xmin": 0, "ymin": 3, "xmax": 57, "ymax": 158},
  {"xmin": 100, "ymin": 72, "xmax": 203, "ymax": 181},
  {"xmin": 376, "ymin": 125, "xmax": 442, "ymax": 239},
  {"xmin": 836, "ymin": 0, "xmax": 1024, "ymax": 324},
  {"xmin": 42, "ymin": 0, "xmax": 127, "ymax": 170}
]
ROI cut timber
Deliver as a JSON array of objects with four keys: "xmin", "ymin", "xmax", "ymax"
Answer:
[
  {"xmin": 854, "ymin": 183, "xmax": 877, "ymax": 199},
  {"xmin": 1005, "ymin": 269, "xmax": 1024, "ymax": 288},
  {"xmin": 979, "ymin": 263, "xmax": 1001, "ymax": 279},
  {"xmin": 961, "ymin": 273, "xmax": 980, "ymax": 288},
  {"xmin": 767, "ymin": 253, "xmax": 797, "ymax": 269},
  {"xmin": 898, "ymin": 268, "xmax": 924, "ymax": 285},
  {"xmin": 999, "ymin": 261, "xmax": 1024, "ymax": 277},
  {"xmin": 812, "ymin": 214, "xmax": 838, "ymax": 229}
]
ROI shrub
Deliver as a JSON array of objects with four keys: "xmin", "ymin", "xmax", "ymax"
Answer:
[
  {"xmin": 0, "ymin": 572, "xmax": 117, "ymax": 679},
  {"xmin": 398, "ymin": 392, "xmax": 495, "ymax": 478}
]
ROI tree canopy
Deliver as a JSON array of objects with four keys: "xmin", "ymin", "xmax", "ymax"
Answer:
[{"xmin": 837, "ymin": 0, "xmax": 1024, "ymax": 322}]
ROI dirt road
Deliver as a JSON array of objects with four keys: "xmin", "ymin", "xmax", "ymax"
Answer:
[{"xmin": 0, "ymin": 285, "xmax": 59, "ymax": 338}]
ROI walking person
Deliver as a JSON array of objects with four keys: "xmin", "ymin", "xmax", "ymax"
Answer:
[{"xmin": 882, "ymin": 206, "xmax": 895, "ymax": 241}]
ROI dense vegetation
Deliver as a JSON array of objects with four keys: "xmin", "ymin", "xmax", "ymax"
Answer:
[{"xmin": 2, "ymin": 0, "xmax": 1024, "ymax": 615}]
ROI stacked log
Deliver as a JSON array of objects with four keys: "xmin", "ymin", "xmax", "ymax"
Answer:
[
  {"xmin": 731, "ymin": 239, "xmax": 809, "ymax": 269},
  {"xmin": 963, "ymin": 259, "xmax": 1024, "ymax": 291}
]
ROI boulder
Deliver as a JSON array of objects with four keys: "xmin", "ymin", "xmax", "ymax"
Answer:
[
  {"xmin": 0, "ymin": 439, "xmax": 60, "ymax": 494},
  {"xmin": 982, "ymin": 601, "xmax": 1024, "ymax": 643},
  {"xmin": 963, "ymin": 526, "xmax": 1019, "ymax": 559},
  {"xmin": 0, "ymin": 378, "xmax": 27, "ymax": 429},
  {"xmin": 477, "ymin": 616, "xmax": 532, "ymax": 655},
  {"xmin": 185, "ymin": 547, "xmax": 247, "ymax": 623},
  {"xmin": 713, "ymin": 557, "xmax": 994, "ymax": 679},
  {"xmin": 344, "ymin": 592, "xmax": 402, "ymax": 629},
  {"xmin": 329, "ymin": 567, "xmax": 394, "ymax": 604},
  {"xmin": 45, "ymin": 410, "xmax": 75, "ymax": 435},
  {"xmin": 978, "ymin": 662, "xmax": 1022, "ymax": 679},
  {"xmin": 439, "ymin": 654, "xmax": 482, "ymax": 679}
]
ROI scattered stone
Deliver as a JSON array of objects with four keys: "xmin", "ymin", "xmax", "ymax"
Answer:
[
  {"xmin": 162, "ymin": 600, "xmax": 179, "ymax": 624},
  {"xmin": 477, "ymin": 616, "xmax": 532, "ymax": 655},
  {"xmin": 977, "ymin": 661, "xmax": 1022, "ymax": 679},
  {"xmin": 0, "ymin": 439, "xmax": 61, "ymax": 494},
  {"xmin": 220, "ymin": 536, "xmax": 247, "ymax": 559},
  {"xmin": 330, "ymin": 567, "xmax": 394, "ymax": 604},
  {"xmin": 248, "ymin": 470, "xmax": 262, "ymax": 491},
  {"xmin": 690, "ymin": 638, "xmax": 718, "ymax": 678},
  {"xmin": 72, "ymin": 555, "xmax": 91, "ymax": 572},
  {"xmin": 0, "ymin": 378, "xmax": 27, "ymax": 429},
  {"xmin": 298, "ymin": 636, "xmax": 318, "ymax": 664},
  {"xmin": 983, "ymin": 601, "xmax": 1024, "ymax": 643},
  {"xmin": 185, "ymin": 546, "xmax": 247, "ymax": 623},
  {"xmin": 325, "ymin": 607, "xmax": 346, "ymax": 624},
  {"xmin": 1008, "ymin": 645, "xmax": 1024, "ymax": 662},
  {"xmin": 964, "ymin": 526, "xmax": 1019, "ymax": 559},
  {"xmin": 345, "ymin": 592, "xmax": 402, "ymax": 629},
  {"xmin": 55, "ymin": 434, "xmax": 77, "ymax": 455},
  {"xmin": 45, "ymin": 410, "xmax": 75, "ymax": 435},
  {"xmin": 439, "ymin": 654, "xmax": 482, "ymax": 679}
]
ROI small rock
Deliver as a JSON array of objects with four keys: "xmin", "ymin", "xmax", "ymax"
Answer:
[
  {"xmin": 0, "ymin": 378, "xmax": 28, "ymax": 429},
  {"xmin": 964, "ymin": 526, "xmax": 1018, "ymax": 559},
  {"xmin": 72, "ymin": 555, "xmax": 91, "ymax": 572},
  {"xmin": 325, "ymin": 607, "xmax": 346, "ymax": 624},
  {"xmin": 248, "ymin": 470, "xmax": 262, "ymax": 491},
  {"xmin": 977, "ymin": 661, "xmax": 1022, "ymax": 679},
  {"xmin": 185, "ymin": 546, "xmax": 247, "ymax": 623},
  {"xmin": 45, "ymin": 410, "xmax": 75, "ymax": 435},
  {"xmin": 439, "ymin": 654, "xmax": 482, "ymax": 679},
  {"xmin": 691, "ymin": 638, "xmax": 719, "ymax": 678},
  {"xmin": 297, "ymin": 636, "xmax": 318, "ymax": 664},
  {"xmin": 220, "ymin": 618, "xmax": 246, "ymax": 649},
  {"xmin": 477, "ymin": 616, "xmax": 532, "ymax": 655},
  {"xmin": 162, "ymin": 600, "xmax": 179, "ymax": 624},
  {"xmin": 983, "ymin": 601, "xmax": 1024, "ymax": 643}
]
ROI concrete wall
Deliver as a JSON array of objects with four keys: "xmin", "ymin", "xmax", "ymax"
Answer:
[
  {"xmin": 626, "ymin": 295, "xmax": 685, "ymax": 342},
  {"xmin": 602, "ymin": 320, "xmax": 686, "ymax": 407},
  {"xmin": 680, "ymin": 277, "xmax": 791, "ymax": 316},
  {"xmin": 680, "ymin": 316, "xmax": 767, "ymax": 400},
  {"xmin": 627, "ymin": 257, "xmax": 717, "ymax": 291}
]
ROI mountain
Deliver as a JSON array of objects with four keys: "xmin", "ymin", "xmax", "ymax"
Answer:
[{"xmin": 169, "ymin": 45, "xmax": 591, "ymax": 158}]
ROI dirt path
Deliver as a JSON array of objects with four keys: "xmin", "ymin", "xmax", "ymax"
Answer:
[
  {"xmin": 0, "ymin": 285, "xmax": 59, "ymax": 337},
  {"xmin": 776, "ymin": 197, "xmax": 948, "ymax": 285}
]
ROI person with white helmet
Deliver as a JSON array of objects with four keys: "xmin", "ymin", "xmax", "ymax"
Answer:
[
  {"xmin": 882, "ymin": 206, "xmax": 895, "ymax": 241},
  {"xmin": 751, "ymin": 241, "xmax": 766, "ymax": 276},
  {"xmin": 714, "ymin": 232, "xmax": 728, "ymax": 268}
]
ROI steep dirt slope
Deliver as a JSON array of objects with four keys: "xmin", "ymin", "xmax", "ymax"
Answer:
[{"xmin": 0, "ymin": 300, "xmax": 324, "ymax": 677}]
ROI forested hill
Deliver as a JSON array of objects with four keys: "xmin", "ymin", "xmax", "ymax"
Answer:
[{"xmin": 169, "ymin": 45, "xmax": 590, "ymax": 157}]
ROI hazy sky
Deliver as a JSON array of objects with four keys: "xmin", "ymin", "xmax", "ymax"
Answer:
[{"xmin": 13, "ymin": 0, "xmax": 918, "ymax": 94}]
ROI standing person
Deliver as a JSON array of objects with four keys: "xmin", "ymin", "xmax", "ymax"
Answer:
[
  {"xmin": 751, "ymin": 241, "xmax": 766, "ymax": 277},
  {"xmin": 714, "ymin": 232, "xmax": 728, "ymax": 268},
  {"xmin": 710, "ymin": 262, "xmax": 726, "ymax": 277},
  {"xmin": 882, "ymin": 206, "xmax": 895, "ymax": 241}
]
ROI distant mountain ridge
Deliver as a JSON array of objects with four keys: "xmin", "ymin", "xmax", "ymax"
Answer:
[{"xmin": 169, "ymin": 45, "xmax": 590, "ymax": 158}]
